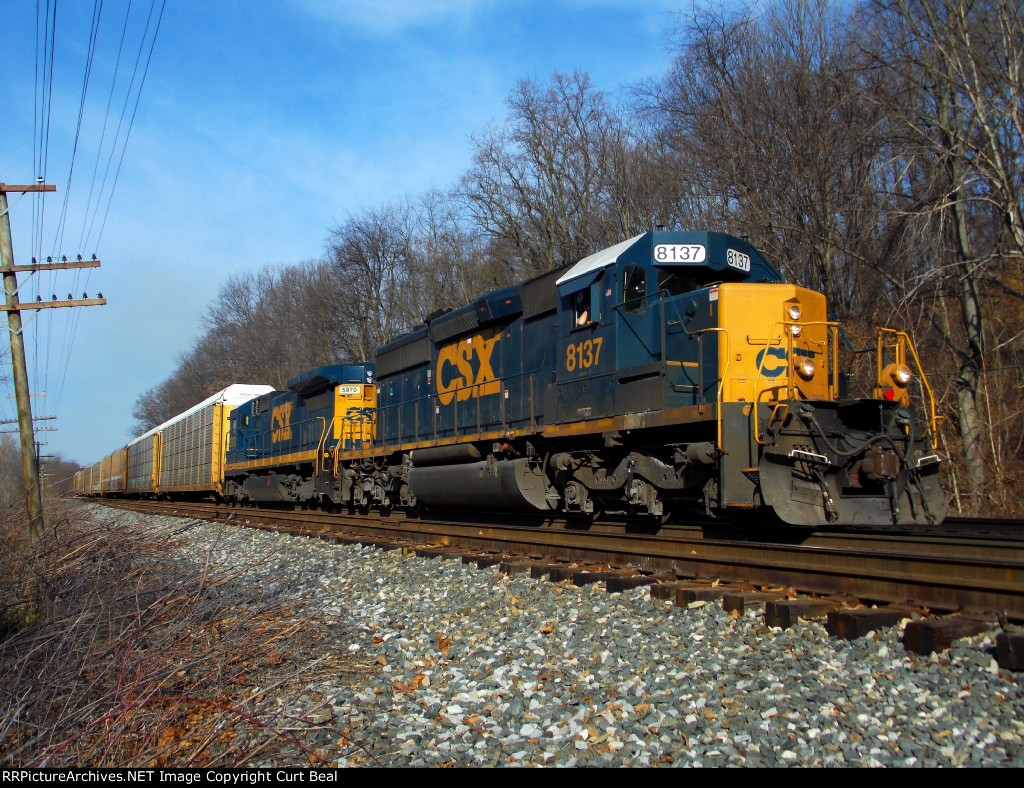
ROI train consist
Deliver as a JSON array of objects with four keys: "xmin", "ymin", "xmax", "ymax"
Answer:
[{"xmin": 76, "ymin": 231, "xmax": 946, "ymax": 526}]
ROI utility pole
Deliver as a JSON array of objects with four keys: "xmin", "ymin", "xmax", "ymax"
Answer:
[{"xmin": 0, "ymin": 182, "xmax": 106, "ymax": 541}]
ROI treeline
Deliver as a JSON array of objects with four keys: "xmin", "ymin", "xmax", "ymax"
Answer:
[
  {"xmin": 133, "ymin": 0, "xmax": 1024, "ymax": 517},
  {"xmin": 0, "ymin": 435, "xmax": 81, "ymax": 505}
]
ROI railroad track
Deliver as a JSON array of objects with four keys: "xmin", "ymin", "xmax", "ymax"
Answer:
[{"xmin": 97, "ymin": 499, "xmax": 1024, "ymax": 623}]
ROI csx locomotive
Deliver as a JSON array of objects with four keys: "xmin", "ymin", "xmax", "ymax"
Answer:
[{"xmin": 76, "ymin": 231, "xmax": 946, "ymax": 526}]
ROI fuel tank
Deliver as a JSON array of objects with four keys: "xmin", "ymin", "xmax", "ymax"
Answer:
[{"xmin": 408, "ymin": 457, "xmax": 552, "ymax": 511}]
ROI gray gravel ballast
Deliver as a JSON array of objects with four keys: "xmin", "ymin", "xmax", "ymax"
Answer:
[{"xmin": 145, "ymin": 512, "xmax": 1024, "ymax": 767}]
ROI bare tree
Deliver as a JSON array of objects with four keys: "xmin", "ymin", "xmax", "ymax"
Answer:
[
  {"xmin": 864, "ymin": 0, "xmax": 1024, "ymax": 513},
  {"xmin": 603, "ymin": 117, "xmax": 694, "ymax": 238},
  {"xmin": 40, "ymin": 453, "xmax": 82, "ymax": 497},
  {"xmin": 640, "ymin": 0, "xmax": 893, "ymax": 321},
  {"xmin": 130, "ymin": 259, "xmax": 355, "ymax": 435},
  {"xmin": 326, "ymin": 203, "xmax": 419, "ymax": 361},
  {"xmin": 131, "ymin": 367, "xmax": 215, "ymax": 435},
  {"xmin": 461, "ymin": 71, "xmax": 626, "ymax": 276}
]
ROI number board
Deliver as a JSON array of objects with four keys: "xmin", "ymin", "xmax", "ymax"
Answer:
[
  {"xmin": 726, "ymin": 248, "xmax": 751, "ymax": 272},
  {"xmin": 653, "ymin": 244, "xmax": 706, "ymax": 264}
]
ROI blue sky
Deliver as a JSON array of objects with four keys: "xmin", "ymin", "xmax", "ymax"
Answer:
[{"xmin": 1, "ymin": 0, "xmax": 682, "ymax": 469}]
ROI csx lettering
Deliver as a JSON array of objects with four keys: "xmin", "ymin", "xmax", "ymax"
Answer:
[
  {"xmin": 271, "ymin": 402, "xmax": 293, "ymax": 442},
  {"xmin": 436, "ymin": 331, "xmax": 501, "ymax": 405}
]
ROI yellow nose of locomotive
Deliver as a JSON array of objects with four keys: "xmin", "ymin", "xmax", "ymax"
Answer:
[{"xmin": 715, "ymin": 283, "xmax": 831, "ymax": 406}]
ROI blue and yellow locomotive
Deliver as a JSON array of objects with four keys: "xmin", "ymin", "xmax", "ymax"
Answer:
[
  {"xmin": 78, "ymin": 231, "xmax": 945, "ymax": 527},
  {"xmin": 223, "ymin": 364, "xmax": 376, "ymax": 503},
  {"xmin": 220, "ymin": 230, "xmax": 945, "ymax": 526}
]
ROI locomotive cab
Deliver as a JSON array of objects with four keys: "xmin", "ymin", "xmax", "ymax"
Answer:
[{"xmin": 552, "ymin": 231, "xmax": 785, "ymax": 422}]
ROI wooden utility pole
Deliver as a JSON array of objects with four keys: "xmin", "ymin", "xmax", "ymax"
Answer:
[{"xmin": 0, "ymin": 182, "xmax": 106, "ymax": 541}]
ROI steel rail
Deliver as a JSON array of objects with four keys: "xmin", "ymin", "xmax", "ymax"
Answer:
[{"xmin": 96, "ymin": 499, "xmax": 1024, "ymax": 620}]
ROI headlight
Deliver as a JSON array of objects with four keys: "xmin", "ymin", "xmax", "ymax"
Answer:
[
  {"xmin": 787, "ymin": 304, "xmax": 802, "ymax": 321},
  {"xmin": 790, "ymin": 324, "xmax": 802, "ymax": 337},
  {"xmin": 797, "ymin": 359, "xmax": 816, "ymax": 380},
  {"xmin": 877, "ymin": 364, "xmax": 912, "ymax": 402}
]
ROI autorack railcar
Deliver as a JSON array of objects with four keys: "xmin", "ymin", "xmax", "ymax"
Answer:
[{"xmin": 75, "ymin": 384, "xmax": 272, "ymax": 498}]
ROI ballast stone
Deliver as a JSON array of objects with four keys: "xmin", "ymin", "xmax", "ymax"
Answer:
[{"xmin": 103, "ymin": 507, "xmax": 1024, "ymax": 768}]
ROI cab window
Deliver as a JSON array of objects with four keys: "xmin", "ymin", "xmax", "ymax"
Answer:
[
  {"xmin": 657, "ymin": 270, "xmax": 702, "ymax": 298},
  {"xmin": 623, "ymin": 265, "xmax": 647, "ymax": 316},
  {"xmin": 572, "ymin": 279, "xmax": 605, "ymax": 327},
  {"xmin": 574, "ymin": 291, "xmax": 591, "ymax": 326}
]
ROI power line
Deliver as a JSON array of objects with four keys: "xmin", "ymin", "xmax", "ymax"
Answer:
[
  {"xmin": 54, "ymin": 1, "xmax": 168, "ymax": 417},
  {"xmin": 95, "ymin": 0, "xmax": 168, "ymax": 250},
  {"xmin": 44, "ymin": 0, "xmax": 106, "ymax": 409},
  {"xmin": 79, "ymin": 0, "xmax": 135, "ymax": 252},
  {"xmin": 50, "ymin": 0, "xmax": 105, "ymax": 261},
  {"xmin": 20, "ymin": 1, "xmax": 168, "ymax": 424}
]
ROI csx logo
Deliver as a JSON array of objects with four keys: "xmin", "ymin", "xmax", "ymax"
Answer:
[
  {"xmin": 271, "ymin": 402, "xmax": 293, "ymax": 443},
  {"xmin": 343, "ymin": 406, "xmax": 374, "ymax": 422},
  {"xmin": 436, "ymin": 329, "xmax": 501, "ymax": 406},
  {"xmin": 755, "ymin": 347, "xmax": 816, "ymax": 378}
]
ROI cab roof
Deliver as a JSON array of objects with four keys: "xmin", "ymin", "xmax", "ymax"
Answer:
[{"xmin": 555, "ymin": 231, "xmax": 783, "ymax": 288}]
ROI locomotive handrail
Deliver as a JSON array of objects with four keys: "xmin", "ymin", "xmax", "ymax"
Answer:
[
  {"xmin": 749, "ymin": 321, "xmax": 840, "ymax": 444},
  {"xmin": 332, "ymin": 413, "xmax": 351, "ymax": 477},
  {"xmin": 746, "ymin": 323, "xmax": 941, "ymax": 449},
  {"xmin": 333, "ymin": 425, "xmax": 342, "ymax": 478},
  {"xmin": 661, "ymin": 294, "xmax": 689, "ymax": 332},
  {"xmin": 314, "ymin": 416, "xmax": 330, "ymax": 475},
  {"xmin": 874, "ymin": 328, "xmax": 942, "ymax": 448},
  {"xmin": 236, "ymin": 412, "xmax": 328, "ymax": 466},
  {"xmin": 376, "ymin": 352, "xmax": 553, "ymax": 452},
  {"xmin": 757, "ymin": 403, "xmax": 790, "ymax": 446},
  {"xmin": 687, "ymin": 326, "xmax": 731, "ymax": 448},
  {"xmin": 749, "ymin": 321, "xmax": 841, "ymax": 403}
]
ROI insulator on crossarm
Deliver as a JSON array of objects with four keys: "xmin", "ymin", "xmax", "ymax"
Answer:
[
  {"xmin": 92, "ymin": 254, "xmax": 97, "ymax": 261},
  {"xmin": 82, "ymin": 293, "xmax": 87, "ymax": 299},
  {"xmin": 97, "ymin": 292, "xmax": 103, "ymax": 299},
  {"xmin": 62, "ymin": 256, "xmax": 67, "ymax": 262},
  {"xmin": 67, "ymin": 294, "xmax": 72, "ymax": 300},
  {"xmin": 77, "ymin": 254, "xmax": 82, "ymax": 262}
]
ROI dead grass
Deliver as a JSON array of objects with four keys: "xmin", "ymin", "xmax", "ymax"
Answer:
[{"xmin": 0, "ymin": 500, "xmax": 379, "ymax": 767}]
